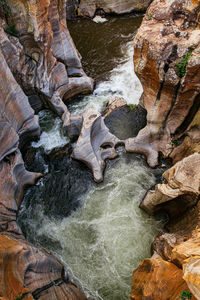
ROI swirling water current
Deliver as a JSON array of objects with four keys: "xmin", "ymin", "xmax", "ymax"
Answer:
[{"xmin": 18, "ymin": 15, "xmax": 165, "ymax": 300}]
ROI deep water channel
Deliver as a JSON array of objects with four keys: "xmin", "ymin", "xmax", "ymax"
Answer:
[{"xmin": 18, "ymin": 15, "xmax": 165, "ymax": 300}]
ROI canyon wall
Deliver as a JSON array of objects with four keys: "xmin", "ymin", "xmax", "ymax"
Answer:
[
  {"xmin": 0, "ymin": 0, "xmax": 93, "ymax": 299},
  {"xmin": 130, "ymin": 0, "xmax": 200, "ymax": 299},
  {"xmin": 76, "ymin": 0, "xmax": 152, "ymax": 18}
]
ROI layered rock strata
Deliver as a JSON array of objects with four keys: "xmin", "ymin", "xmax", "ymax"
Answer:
[
  {"xmin": 77, "ymin": 0, "xmax": 152, "ymax": 18},
  {"xmin": 130, "ymin": 0, "xmax": 200, "ymax": 299},
  {"xmin": 125, "ymin": 0, "xmax": 200, "ymax": 167},
  {"xmin": 0, "ymin": 0, "xmax": 94, "ymax": 298}
]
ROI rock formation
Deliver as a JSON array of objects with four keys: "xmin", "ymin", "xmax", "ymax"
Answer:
[
  {"xmin": 0, "ymin": 0, "xmax": 93, "ymax": 298},
  {"xmin": 72, "ymin": 109, "xmax": 120, "ymax": 182},
  {"xmin": 125, "ymin": 0, "xmax": 200, "ymax": 167},
  {"xmin": 77, "ymin": 0, "xmax": 152, "ymax": 18},
  {"xmin": 130, "ymin": 0, "xmax": 200, "ymax": 299}
]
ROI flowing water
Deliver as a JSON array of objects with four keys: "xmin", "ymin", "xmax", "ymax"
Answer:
[{"xmin": 18, "ymin": 15, "xmax": 165, "ymax": 300}]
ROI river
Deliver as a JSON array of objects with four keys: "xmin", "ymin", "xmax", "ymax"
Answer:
[{"xmin": 18, "ymin": 15, "xmax": 165, "ymax": 300}]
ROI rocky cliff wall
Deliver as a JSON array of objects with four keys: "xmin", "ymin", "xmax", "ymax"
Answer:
[
  {"xmin": 130, "ymin": 0, "xmax": 200, "ymax": 299},
  {"xmin": 77, "ymin": 0, "xmax": 152, "ymax": 18},
  {"xmin": 0, "ymin": 0, "xmax": 93, "ymax": 299},
  {"xmin": 65, "ymin": 0, "xmax": 152, "ymax": 19}
]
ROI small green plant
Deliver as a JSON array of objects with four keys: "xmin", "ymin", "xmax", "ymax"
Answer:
[
  {"xmin": 172, "ymin": 139, "xmax": 180, "ymax": 147},
  {"xmin": 147, "ymin": 13, "xmax": 152, "ymax": 20},
  {"xmin": 176, "ymin": 51, "xmax": 192, "ymax": 78},
  {"xmin": 57, "ymin": 0, "xmax": 62, "ymax": 12},
  {"xmin": 6, "ymin": 23, "xmax": 18, "ymax": 36},
  {"xmin": 13, "ymin": 293, "xmax": 22, "ymax": 300},
  {"xmin": 180, "ymin": 290, "xmax": 192, "ymax": 300},
  {"xmin": 128, "ymin": 104, "xmax": 137, "ymax": 111}
]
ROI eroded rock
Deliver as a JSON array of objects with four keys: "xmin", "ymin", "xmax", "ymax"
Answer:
[
  {"xmin": 0, "ymin": 234, "xmax": 87, "ymax": 300},
  {"xmin": 131, "ymin": 256, "xmax": 196, "ymax": 300},
  {"xmin": 77, "ymin": 0, "xmax": 152, "ymax": 18},
  {"xmin": 72, "ymin": 109, "xmax": 120, "ymax": 182},
  {"xmin": 140, "ymin": 153, "xmax": 200, "ymax": 215},
  {"xmin": 125, "ymin": 0, "xmax": 200, "ymax": 167}
]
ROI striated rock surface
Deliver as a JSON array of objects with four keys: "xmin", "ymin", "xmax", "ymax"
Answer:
[
  {"xmin": 0, "ymin": 0, "xmax": 93, "ymax": 121},
  {"xmin": 0, "ymin": 0, "xmax": 94, "ymax": 298},
  {"xmin": 130, "ymin": 1, "xmax": 200, "ymax": 299},
  {"xmin": 0, "ymin": 234, "xmax": 87, "ymax": 300},
  {"xmin": 131, "ymin": 256, "xmax": 197, "ymax": 300},
  {"xmin": 77, "ymin": 0, "xmax": 152, "ymax": 18},
  {"xmin": 125, "ymin": 0, "xmax": 200, "ymax": 167}
]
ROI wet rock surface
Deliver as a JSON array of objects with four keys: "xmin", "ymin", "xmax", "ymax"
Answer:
[{"xmin": 104, "ymin": 103, "xmax": 147, "ymax": 140}]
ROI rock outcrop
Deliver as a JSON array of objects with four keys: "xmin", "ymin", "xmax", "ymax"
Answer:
[
  {"xmin": 140, "ymin": 153, "xmax": 200, "ymax": 215},
  {"xmin": 77, "ymin": 0, "xmax": 152, "ymax": 18},
  {"xmin": 131, "ymin": 255, "xmax": 197, "ymax": 300},
  {"xmin": 125, "ymin": 0, "xmax": 200, "ymax": 167},
  {"xmin": 0, "ymin": 0, "xmax": 94, "ymax": 298},
  {"xmin": 130, "ymin": 0, "xmax": 200, "ymax": 299},
  {"xmin": 72, "ymin": 109, "xmax": 120, "ymax": 182}
]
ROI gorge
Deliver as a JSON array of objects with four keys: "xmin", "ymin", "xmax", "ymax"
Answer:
[{"xmin": 0, "ymin": 0, "xmax": 200, "ymax": 300}]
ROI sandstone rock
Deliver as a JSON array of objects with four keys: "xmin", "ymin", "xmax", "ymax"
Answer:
[
  {"xmin": 72, "ymin": 109, "xmax": 120, "ymax": 182},
  {"xmin": 140, "ymin": 153, "xmax": 200, "ymax": 215},
  {"xmin": 78, "ymin": 0, "xmax": 152, "ymax": 18},
  {"xmin": 0, "ymin": 0, "xmax": 93, "ymax": 119},
  {"xmin": 0, "ymin": 234, "xmax": 87, "ymax": 300},
  {"xmin": 183, "ymin": 256, "xmax": 200, "ymax": 300},
  {"xmin": 131, "ymin": 256, "xmax": 196, "ymax": 300},
  {"xmin": 125, "ymin": 0, "xmax": 200, "ymax": 167}
]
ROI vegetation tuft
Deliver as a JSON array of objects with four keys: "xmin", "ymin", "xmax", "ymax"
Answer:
[
  {"xmin": 128, "ymin": 104, "xmax": 137, "ymax": 111},
  {"xmin": 180, "ymin": 290, "xmax": 192, "ymax": 300},
  {"xmin": 176, "ymin": 51, "xmax": 192, "ymax": 78},
  {"xmin": 13, "ymin": 293, "xmax": 22, "ymax": 300},
  {"xmin": 6, "ymin": 23, "xmax": 18, "ymax": 36},
  {"xmin": 147, "ymin": 13, "xmax": 152, "ymax": 20}
]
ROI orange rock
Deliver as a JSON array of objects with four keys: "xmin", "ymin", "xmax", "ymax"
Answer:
[
  {"xmin": 131, "ymin": 257, "xmax": 196, "ymax": 300},
  {"xmin": 125, "ymin": 0, "xmax": 200, "ymax": 167}
]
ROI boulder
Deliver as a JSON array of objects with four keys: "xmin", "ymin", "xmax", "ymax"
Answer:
[{"xmin": 140, "ymin": 153, "xmax": 200, "ymax": 215}]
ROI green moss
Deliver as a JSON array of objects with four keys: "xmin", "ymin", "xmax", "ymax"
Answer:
[
  {"xmin": 180, "ymin": 290, "xmax": 192, "ymax": 300},
  {"xmin": 176, "ymin": 51, "xmax": 192, "ymax": 78},
  {"xmin": 13, "ymin": 293, "xmax": 22, "ymax": 300},
  {"xmin": 128, "ymin": 104, "xmax": 137, "ymax": 111},
  {"xmin": 147, "ymin": 13, "xmax": 152, "ymax": 20},
  {"xmin": 172, "ymin": 139, "xmax": 180, "ymax": 147},
  {"xmin": 5, "ymin": 23, "xmax": 18, "ymax": 36}
]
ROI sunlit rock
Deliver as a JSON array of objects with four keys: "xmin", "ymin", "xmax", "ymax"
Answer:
[
  {"xmin": 125, "ymin": 0, "xmax": 200, "ymax": 167},
  {"xmin": 140, "ymin": 153, "xmax": 200, "ymax": 215},
  {"xmin": 131, "ymin": 256, "xmax": 196, "ymax": 300}
]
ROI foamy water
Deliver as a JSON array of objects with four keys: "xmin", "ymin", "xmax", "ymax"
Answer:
[
  {"xmin": 69, "ymin": 41, "xmax": 143, "ymax": 114},
  {"xmin": 28, "ymin": 153, "xmax": 162, "ymax": 300},
  {"xmin": 32, "ymin": 110, "xmax": 69, "ymax": 152}
]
